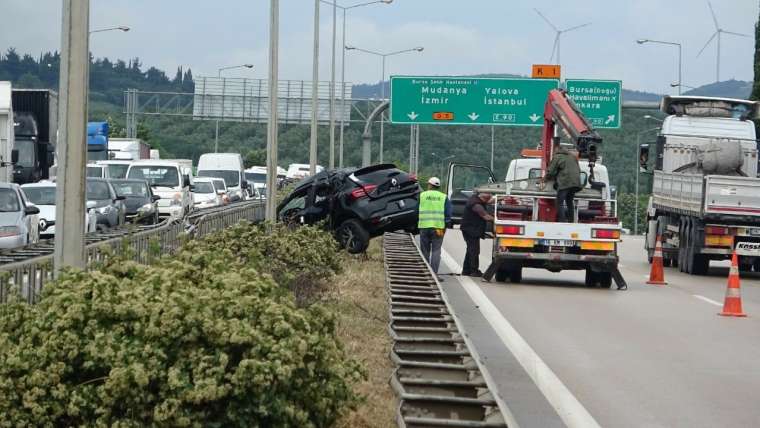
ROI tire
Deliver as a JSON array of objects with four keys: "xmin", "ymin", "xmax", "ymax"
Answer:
[
  {"xmin": 336, "ymin": 219, "xmax": 370, "ymax": 254},
  {"xmin": 585, "ymin": 269, "xmax": 597, "ymax": 287},
  {"xmin": 598, "ymin": 272, "xmax": 613, "ymax": 288},
  {"xmin": 509, "ymin": 268, "xmax": 522, "ymax": 283},
  {"xmin": 495, "ymin": 267, "xmax": 508, "ymax": 282},
  {"xmin": 685, "ymin": 220, "xmax": 709, "ymax": 275}
]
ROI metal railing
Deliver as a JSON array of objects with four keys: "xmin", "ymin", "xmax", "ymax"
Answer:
[{"xmin": 0, "ymin": 201, "xmax": 266, "ymax": 304}]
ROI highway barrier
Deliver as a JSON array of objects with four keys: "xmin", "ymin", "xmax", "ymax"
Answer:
[
  {"xmin": 0, "ymin": 201, "xmax": 265, "ymax": 304},
  {"xmin": 383, "ymin": 232, "xmax": 509, "ymax": 427}
]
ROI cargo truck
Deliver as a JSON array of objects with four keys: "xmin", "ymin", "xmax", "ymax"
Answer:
[
  {"xmin": 642, "ymin": 96, "xmax": 760, "ymax": 274},
  {"xmin": 11, "ymin": 88, "xmax": 57, "ymax": 184},
  {"xmin": 0, "ymin": 82, "xmax": 18, "ymax": 183}
]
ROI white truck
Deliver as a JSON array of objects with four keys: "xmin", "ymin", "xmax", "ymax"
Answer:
[
  {"xmin": 108, "ymin": 138, "xmax": 150, "ymax": 161},
  {"xmin": 642, "ymin": 96, "xmax": 760, "ymax": 274}
]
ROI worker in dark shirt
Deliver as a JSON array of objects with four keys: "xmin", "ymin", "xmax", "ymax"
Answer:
[
  {"xmin": 460, "ymin": 192, "xmax": 494, "ymax": 277},
  {"xmin": 543, "ymin": 141, "xmax": 582, "ymax": 222}
]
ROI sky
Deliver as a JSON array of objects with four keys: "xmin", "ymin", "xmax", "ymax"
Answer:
[{"xmin": 1, "ymin": 0, "xmax": 757, "ymax": 95}]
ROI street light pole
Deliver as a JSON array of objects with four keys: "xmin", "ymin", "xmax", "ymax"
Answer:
[
  {"xmin": 329, "ymin": 0, "xmax": 337, "ymax": 169},
  {"xmin": 490, "ymin": 126, "xmax": 495, "ymax": 171},
  {"xmin": 214, "ymin": 64, "xmax": 253, "ymax": 153},
  {"xmin": 89, "ymin": 25, "xmax": 129, "ymax": 33},
  {"xmin": 310, "ymin": 0, "xmax": 320, "ymax": 176},
  {"xmin": 636, "ymin": 38, "xmax": 682, "ymax": 95},
  {"xmin": 265, "ymin": 0, "xmax": 280, "ymax": 221}
]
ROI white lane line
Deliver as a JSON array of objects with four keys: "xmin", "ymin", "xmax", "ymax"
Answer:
[
  {"xmin": 693, "ymin": 294, "xmax": 723, "ymax": 307},
  {"xmin": 441, "ymin": 250, "xmax": 601, "ymax": 428}
]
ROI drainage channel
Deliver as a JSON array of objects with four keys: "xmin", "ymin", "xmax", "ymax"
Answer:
[{"xmin": 383, "ymin": 232, "xmax": 510, "ymax": 428}]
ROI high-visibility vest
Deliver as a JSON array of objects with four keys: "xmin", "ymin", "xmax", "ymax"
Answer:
[{"xmin": 418, "ymin": 190, "xmax": 446, "ymax": 229}]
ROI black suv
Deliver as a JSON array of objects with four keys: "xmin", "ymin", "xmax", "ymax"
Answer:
[{"xmin": 277, "ymin": 164, "xmax": 420, "ymax": 253}]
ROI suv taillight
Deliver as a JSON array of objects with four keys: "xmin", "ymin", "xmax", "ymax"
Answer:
[{"xmin": 349, "ymin": 184, "xmax": 377, "ymax": 200}]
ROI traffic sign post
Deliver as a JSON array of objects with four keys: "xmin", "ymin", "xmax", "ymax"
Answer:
[
  {"xmin": 565, "ymin": 79, "xmax": 622, "ymax": 129},
  {"xmin": 390, "ymin": 76, "xmax": 559, "ymax": 126}
]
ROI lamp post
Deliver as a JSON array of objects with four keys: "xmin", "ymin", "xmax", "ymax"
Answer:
[
  {"xmin": 345, "ymin": 45, "xmax": 424, "ymax": 163},
  {"xmin": 634, "ymin": 123, "xmax": 662, "ymax": 235},
  {"xmin": 637, "ymin": 38, "xmax": 682, "ymax": 95},
  {"xmin": 670, "ymin": 82, "xmax": 697, "ymax": 91},
  {"xmin": 319, "ymin": 0, "xmax": 393, "ymax": 168},
  {"xmin": 214, "ymin": 64, "xmax": 253, "ymax": 152},
  {"xmin": 89, "ymin": 25, "xmax": 129, "ymax": 33}
]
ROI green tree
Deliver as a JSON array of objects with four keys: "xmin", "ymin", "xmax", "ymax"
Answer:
[
  {"xmin": 16, "ymin": 72, "xmax": 44, "ymax": 88},
  {"xmin": 244, "ymin": 148, "xmax": 266, "ymax": 168}
]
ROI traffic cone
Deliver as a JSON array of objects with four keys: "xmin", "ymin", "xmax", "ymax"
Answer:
[
  {"xmin": 719, "ymin": 252, "xmax": 747, "ymax": 317},
  {"xmin": 647, "ymin": 235, "xmax": 667, "ymax": 285}
]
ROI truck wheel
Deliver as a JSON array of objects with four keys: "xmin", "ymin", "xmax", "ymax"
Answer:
[
  {"xmin": 509, "ymin": 268, "xmax": 522, "ymax": 283},
  {"xmin": 739, "ymin": 257, "xmax": 753, "ymax": 273},
  {"xmin": 495, "ymin": 267, "xmax": 508, "ymax": 282},
  {"xmin": 598, "ymin": 272, "xmax": 612, "ymax": 288},
  {"xmin": 336, "ymin": 219, "xmax": 370, "ymax": 254},
  {"xmin": 687, "ymin": 223, "xmax": 709, "ymax": 275},
  {"xmin": 585, "ymin": 269, "xmax": 597, "ymax": 287}
]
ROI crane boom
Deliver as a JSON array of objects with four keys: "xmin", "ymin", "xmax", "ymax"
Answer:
[{"xmin": 540, "ymin": 89, "xmax": 602, "ymax": 173}]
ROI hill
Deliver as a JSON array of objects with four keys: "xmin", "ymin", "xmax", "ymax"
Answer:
[{"xmin": 682, "ymin": 79, "xmax": 752, "ymax": 99}]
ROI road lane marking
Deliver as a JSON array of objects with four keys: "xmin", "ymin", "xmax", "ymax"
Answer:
[
  {"xmin": 693, "ymin": 294, "xmax": 723, "ymax": 307},
  {"xmin": 441, "ymin": 250, "xmax": 601, "ymax": 428}
]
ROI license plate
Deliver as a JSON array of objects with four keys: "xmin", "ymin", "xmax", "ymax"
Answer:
[
  {"xmin": 539, "ymin": 239, "xmax": 576, "ymax": 247},
  {"xmin": 736, "ymin": 242, "xmax": 760, "ymax": 255}
]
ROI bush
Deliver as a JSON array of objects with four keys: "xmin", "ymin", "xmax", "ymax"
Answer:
[{"xmin": 0, "ymin": 223, "xmax": 362, "ymax": 427}]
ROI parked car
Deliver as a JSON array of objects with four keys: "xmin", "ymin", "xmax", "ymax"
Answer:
[
  {"xmin": 212, "ymin": 178, "xmax": 231, "ymax": 205},
  {"xmin": 110, "ymin": 179, "xmax": 161, "ymax": 224},
  {"xmin": 277, "ymin": 164, "xmax": 420, "ymax": 253},
  {"xmin": 197, "ymin": 153, "xmax": 247, "ymax": 202},
  {"xmin": 96, "ymin": 160, "xmax": 132, "ymax": 179},
  {"xmin": 21, "ymin": 181, "xmax": 98, "ymax": 238},
  {"xmin": 86, "ymin": 163, "xmax": 110, "ymax": 179},
  {"xmin": 286, "ymin": 163, "xmax": 323, "ymax": 180},
  {"xmin": 244, "ymin": 166, "xmax": 266, "ymax": 197},
  {"xmin": 86, "ymin": 178, "xmax": 126, "ymax": 230},
  {"xmin": 191, "ymin": 177, "xmax": 224, "ymax": 209},
  {"xmin": 0, "ymin": 182, "xmax": 40, "ymax": 249},
  {"xmin": 126, "ymin": 160, "xmax": 193, "ymax": 221}
]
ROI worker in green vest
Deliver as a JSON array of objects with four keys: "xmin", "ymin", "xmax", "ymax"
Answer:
[{"xmin": 418, "ymin": 177, "xmax": 452, "ymax": 276}]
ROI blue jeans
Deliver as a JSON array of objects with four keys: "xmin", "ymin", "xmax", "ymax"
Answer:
[{"xmin": 420, "ymin": 228, "xmax": 443, "ymax": 274}]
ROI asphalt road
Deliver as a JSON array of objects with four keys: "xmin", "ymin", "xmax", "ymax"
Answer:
[{"xmin": 437, "ymin": 232, "xmax": 760, "ymax": 428}]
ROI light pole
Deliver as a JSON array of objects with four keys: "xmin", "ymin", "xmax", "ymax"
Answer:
[
  {"xmin": 635, "ymin": 121, "xmax": 662, "ymax": 235},
  {"xmin": 89, "ymin": 25, "xmax": 129, "ymax": 33},
  {"xmin": 319, "ymin": 0, "xmax": 393, "ymax": 168},
  {"xmin": 637, "ymin": 39, "xmax": 682, "ymax": 95},
  {"xmin": 265, "ymin": 0, "xmax": 280, "ymax": 221},
  {"xmin": 345, "ymin": 45, "xmax": 424, "ymax": 163},
  {"xmin": 670, "ymin": 82, "xmax": 697, "ymax": 92},
  {"xmin": 309, "ymin": 0, "xmax": 320, "ymax": 176},
  {"xmin": 214, "ymin": 64, "xmax": 253, "ymax": 153}
]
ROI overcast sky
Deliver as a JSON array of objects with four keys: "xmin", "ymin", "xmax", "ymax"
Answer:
[{"xmin": 1, "ymin": 0, "xmax": 757, "ymax": 94}]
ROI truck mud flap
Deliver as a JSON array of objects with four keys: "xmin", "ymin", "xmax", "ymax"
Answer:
[{"xmin": 612, "ymin": 267, "xmax": 627, "ymax": 290}]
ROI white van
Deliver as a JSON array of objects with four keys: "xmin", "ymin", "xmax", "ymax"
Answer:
[
  {"xmin": 96, "ymin": 160, "xmax": 132, "ymax": 179},
  {"xmin": 287, "ymin": 163, "xmax": 323, "ymax": 180},
  {"xmin": 126, "ymin": 160, "xmax": 193, "ymax": 221},
  {"xmin": 197, "ymin": 153, "xmax": 247, "ymax": 202},
  {"xmin": 86, "ymin": 163, "xmax": 110, "ymax": 179}
]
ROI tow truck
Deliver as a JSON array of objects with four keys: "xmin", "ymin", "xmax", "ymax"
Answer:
[{"xmin": 446, "ymin": 89, "xmax": 626, "ymax": 289}]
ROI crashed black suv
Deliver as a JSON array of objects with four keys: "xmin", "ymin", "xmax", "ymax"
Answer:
[{"xmin": 277, "ymin": 164, "xmax": 420, "ymax": 253}]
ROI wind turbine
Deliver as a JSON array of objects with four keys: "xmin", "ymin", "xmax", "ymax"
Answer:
[
  {"xmin": 534, "ymin": 8, "xmax": 591, "ymax": 65},
  {"xmin": 697, "ymin": 0, "xmax": 750, "ymax": 82}
]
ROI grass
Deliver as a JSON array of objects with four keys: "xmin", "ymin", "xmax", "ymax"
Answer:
[{"xmin": 330, "ymin": 237, "xmax": 396, "ymax": 428}]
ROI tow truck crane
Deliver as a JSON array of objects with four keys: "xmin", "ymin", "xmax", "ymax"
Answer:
[{"xmin": 446, "ymin": 89, "xmax": 627, "ymax": 289}]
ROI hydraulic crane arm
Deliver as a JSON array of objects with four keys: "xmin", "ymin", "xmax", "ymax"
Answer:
[{"xmin": 540, "ymin": 89, "xmax": 602, "ymax": 173}]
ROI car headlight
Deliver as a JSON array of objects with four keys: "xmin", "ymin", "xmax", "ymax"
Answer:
[
  {"xmin": 170, "ymin": 193, "xmax": 183, "ymax": 206},
  {"xmin": 0, "ymin": 226, "xmax": 20, "ymax": 238},
  {"xmin": 138, "ymin": 203, "xmax": 154, "ymax": 213},
  {"xmin": 97, "ymin": 205, "xmax": 113, "ymax": 214}
]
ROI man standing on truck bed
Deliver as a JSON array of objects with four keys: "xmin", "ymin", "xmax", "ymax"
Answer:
[
  {"xmin": 418, "ymin": 177, "xmax": 451, "ymax": 277},
  {"xmin": 544, "ymin": 141, "xmax": 581, "ymax": 222},
  {"xmin": 460, "ymin": 192, "xmax": 494, "ymax": 277}
]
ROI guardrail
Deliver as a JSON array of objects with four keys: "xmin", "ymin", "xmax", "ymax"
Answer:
[{"xmin": 0, "ymin": 201, "xmax": 266, "ymax": 304}]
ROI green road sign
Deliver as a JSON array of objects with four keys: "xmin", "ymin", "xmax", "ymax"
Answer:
[
  {"xmin": 390, "ymin": 76, "xmax": 559, "ymax": 126},
  {"xmin": 565, "ymin": 79, "xmax": 622, "ymax": 129}
]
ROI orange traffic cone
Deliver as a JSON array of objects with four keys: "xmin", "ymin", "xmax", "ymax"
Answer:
[
  {"xmin": 647, "ymin": 235, "xmax": 667, "ymax": 285},
  {"xmin": 719, "ymin": 252, "xmax": 747, "ymax": 317}
]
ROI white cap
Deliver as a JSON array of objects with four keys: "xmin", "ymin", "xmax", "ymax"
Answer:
[{"xmin": 428, "ymin": 177, "xmax": 441, "ymax": 187}]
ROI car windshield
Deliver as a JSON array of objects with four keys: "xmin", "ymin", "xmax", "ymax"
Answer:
[
  {"xmin": 198, "ymin": 170, "xmax": 239, "ymax": 187},
  {"xmin": 0, "ymin": 189, "xmax": 20, "ymax": 212},
  {"xmin": 86, "ymin": 181, "xmax": 111, "ymax": 200},
  {"xmin": 15, "ymin": 140, "xmax": 35, "ymax": 168},
  {"xmin": 107, "ymin": 164, "xmax": 130, "ymax": 179},
  {"xmin": 245, "ymin": 172, "xmax": 266, "ymax": 182},
  {"xmin": 213, "ymin": 179, "xmax": 226, "ymax": 191},
  {"xmin": 193, "ymin": 181, "xmax": 214, "ymax": 194},
  {"xmin": 113, "ymin": 182, "xmax": 149, "ymax": 197},
  {"xmin": 128, "ymin": 166, "xmax": 180, "ymax": 187},
  {"xmin": 23, "ymin": 187, "xmax": 56, "ymax": 205},
  {"xmin": 86, "ymin": 166, "xmax": 103, "ymax": 178}
]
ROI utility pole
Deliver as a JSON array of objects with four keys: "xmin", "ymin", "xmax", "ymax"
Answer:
[
  {"xmin": 265, "ymin": 0, "xmax": 279, "ymax": 220},
  {"xmin": 329, "ymin": 0, "xmax": 337, "ymax": 168},
  {"xmin": 490, "ymin": 125, "xmax": 495, "ymax": 171},
  {"xmin": 54, "ymin": 0, "xmax": 89, "ymax": 272},
  {"xmin": 309, "ymin": 0, "xmax": 319, "ymax": 176}
]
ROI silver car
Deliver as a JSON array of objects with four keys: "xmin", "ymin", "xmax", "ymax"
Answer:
[{"xmin": 0, "ymin": 183, "xmax": 40, "ymax": 249}]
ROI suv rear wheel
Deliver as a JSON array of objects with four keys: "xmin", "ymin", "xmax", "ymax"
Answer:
[{"xmin": 336, "ymin": 219, "xmax": 370, "ymax": 254}]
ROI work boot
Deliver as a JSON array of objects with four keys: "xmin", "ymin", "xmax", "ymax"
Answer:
[{"xmin": 469, "ymin": 271, "xmax": 483, "ymax": 278}]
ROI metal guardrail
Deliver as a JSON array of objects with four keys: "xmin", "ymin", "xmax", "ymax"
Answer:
[
  {"xmin": 383, "ymin": 232, "xmax": 509, "ymax": 428},
  {"xmin": 0, "ymin": 201, "xmax": 266, "ymax": 304}
]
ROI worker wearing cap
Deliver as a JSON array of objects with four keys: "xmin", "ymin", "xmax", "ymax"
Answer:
[
  {"xmin": 544, "ymin": 140, "xmax": 582, "ymax": 222},
  {"xmin": 418, "ymin": 177, "xmax": 452, "ymax": 276}
]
